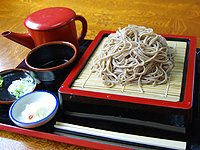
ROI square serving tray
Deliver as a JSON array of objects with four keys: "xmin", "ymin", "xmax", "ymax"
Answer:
[
  {"xmin": 59, "ymin": 31, "xmax": 196, "ymax": 111},
  {"xmin": 0, "ymin": 35, "xmax": 199, "ymax": 150}
]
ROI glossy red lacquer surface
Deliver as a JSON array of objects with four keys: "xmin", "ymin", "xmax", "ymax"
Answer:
[
  {"xmin": 1, "ymin": 7, "xmax": 87, "ymax": 54},
  {"xmin": 0, "ymin": 123, "xmax": 132, "ymax": 150},
  {"xmin": 59, "ymin": 30, "xmax": 197, "ymax": 110},
  {"xmin": 24, "ymin": 7, "xmax": 76, "ymax": 30},
  {"xmin": 25, "ymin": 7, "xmax": 87, "ymax": 54}
]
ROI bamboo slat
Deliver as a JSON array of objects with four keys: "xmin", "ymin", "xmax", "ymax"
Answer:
[{"xmin": 71, "ymin": 37, "xmax": 187, "ymax": 102}]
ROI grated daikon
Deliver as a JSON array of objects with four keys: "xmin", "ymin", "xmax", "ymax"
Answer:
[{"xmin": 20, "ymin": 101, "xmax": 51, "ymax": 123}]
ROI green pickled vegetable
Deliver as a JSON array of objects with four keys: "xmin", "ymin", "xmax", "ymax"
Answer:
[{"xmin": 0, "ymin": 75, "xmax": 3, "ymax": 87}]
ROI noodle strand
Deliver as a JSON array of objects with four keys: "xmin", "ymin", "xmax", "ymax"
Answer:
[{"xmin": 83, "ymin": 25, "xmax": 175, "ymax": 93}]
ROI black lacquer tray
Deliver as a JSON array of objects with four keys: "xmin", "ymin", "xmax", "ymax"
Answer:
[
  {"xmin": 0, "ymin": 40, "xmax": 93, "ymax": 132},
  {"xmin": 0, "ymin": 39, "xmax": 200, "ymax": 150}
]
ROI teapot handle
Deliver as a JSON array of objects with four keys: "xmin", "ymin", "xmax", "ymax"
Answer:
[{"xmin": 75, "ymin": 15, "xmax": 87, "ymax": 44}]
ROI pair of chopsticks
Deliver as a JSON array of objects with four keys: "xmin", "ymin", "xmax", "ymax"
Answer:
[{"xmin": 54, "ymin": 122, "xmax": 186, "ymax": 150}]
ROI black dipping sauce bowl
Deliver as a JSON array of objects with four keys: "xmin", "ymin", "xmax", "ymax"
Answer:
[{"xmin": 25, "ymin": 41, "xmax": 77, "ymax": 92}]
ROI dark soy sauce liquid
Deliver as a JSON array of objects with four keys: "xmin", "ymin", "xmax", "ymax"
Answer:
[{"xmin": 41, "ymin": 59, "xmax": 68, "ymax": 68}]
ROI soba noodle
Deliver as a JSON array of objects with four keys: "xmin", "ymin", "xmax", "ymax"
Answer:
[{"xmin": 83, "ymin": 25, "xmax": 175, "ymax": 93}]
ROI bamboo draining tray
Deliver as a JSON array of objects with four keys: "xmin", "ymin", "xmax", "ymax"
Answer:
[
  {"xmin": 71, "ymin": 37, "xmax": 186, "ymax": 102},
  {"xmin": 59, "ymin": 31, "xmax": 196, "ymax": 109}
]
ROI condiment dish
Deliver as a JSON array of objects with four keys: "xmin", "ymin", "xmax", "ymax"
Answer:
[
  {"xmin": 0, "ymin": 68, "xmax": 37, "ymax": 104},
  {"xmin": 9, "ymin": 91, "xmax": 59, "ymax": 128}
]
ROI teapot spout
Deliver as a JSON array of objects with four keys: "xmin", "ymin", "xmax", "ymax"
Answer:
[{"xmin": 1, "ymin": 31, "xmax": 35, "ymax": 49}]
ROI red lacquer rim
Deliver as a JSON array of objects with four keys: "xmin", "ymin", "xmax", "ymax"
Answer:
[
  {"xmin": 59, "ymin": 30, "xmax": 197, "ymax": 110},
  {"xmin": 0, "ymin": 123, "xmax": 132, "ymax": 150}
]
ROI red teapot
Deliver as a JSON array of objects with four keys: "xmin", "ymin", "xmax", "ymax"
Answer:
[{"xmin": 1, "ymin": 7, "xmax": 87, "ymax": 54}]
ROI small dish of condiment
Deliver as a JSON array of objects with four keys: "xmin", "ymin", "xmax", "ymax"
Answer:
[
  {"xmin": 9, "ymin": 91, "xmax": 59, "ymax": 128},
  {"xmin": 0, "ymin": 68, "xmax": 37, "ymax": 104}
]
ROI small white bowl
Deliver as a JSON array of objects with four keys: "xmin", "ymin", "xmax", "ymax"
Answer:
[{"xmin": 9, "ymin": 91, "xmax": 59, "ymax": 128}]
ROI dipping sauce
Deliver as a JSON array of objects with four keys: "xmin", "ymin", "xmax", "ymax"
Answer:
[{"xmin": 41, "ymin": 59, "xmax": 68, "ymax": 68}]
